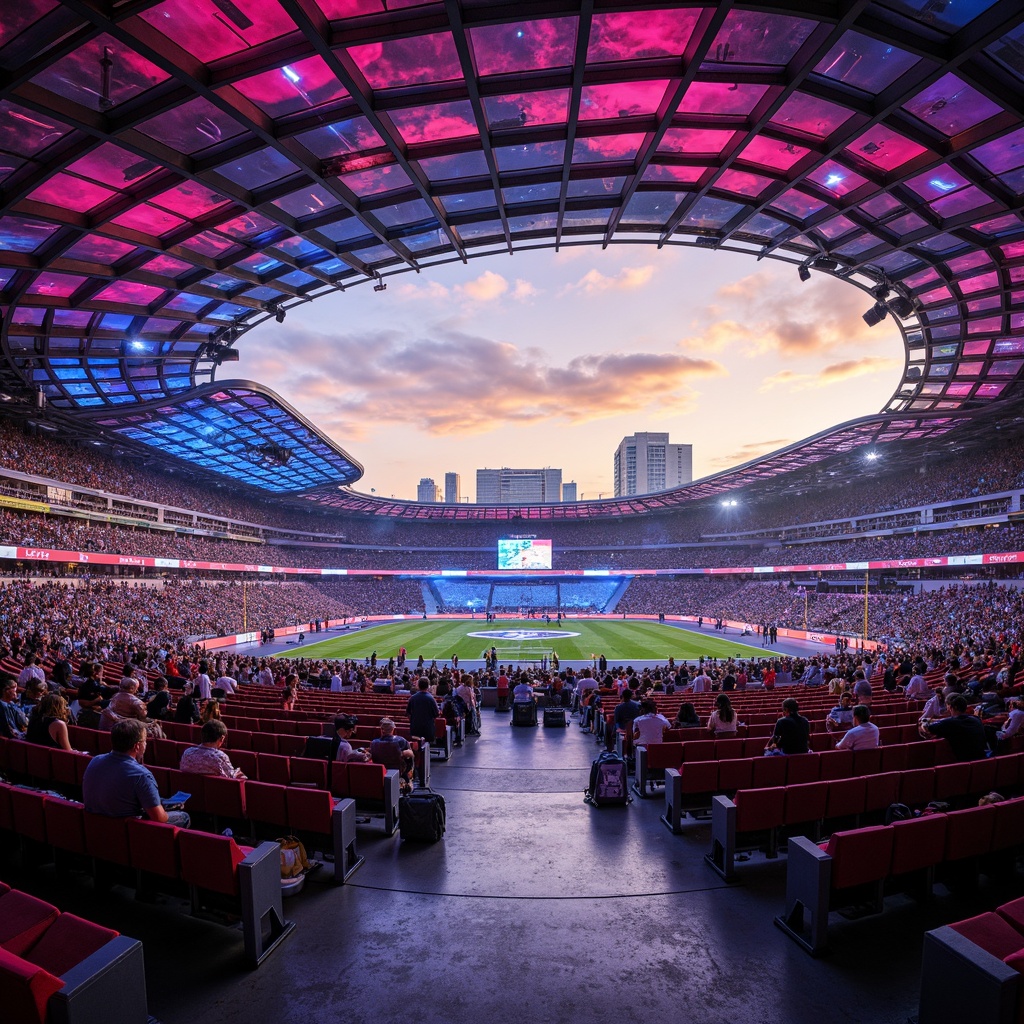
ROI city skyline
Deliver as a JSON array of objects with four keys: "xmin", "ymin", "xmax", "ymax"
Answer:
[{"xmin": 234, "ymin": 245, "xmax": 902, "ymax": 501}]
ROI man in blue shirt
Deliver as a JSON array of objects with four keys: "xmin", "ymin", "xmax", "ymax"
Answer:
[{"xmin": 83, "ymin": 719, "xmax": 190, "ymax": 827}]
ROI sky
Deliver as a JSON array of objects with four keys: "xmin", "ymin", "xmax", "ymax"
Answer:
[{"xmin": 233, "ymin": 245, "xmax": 904, "ymax": 502}]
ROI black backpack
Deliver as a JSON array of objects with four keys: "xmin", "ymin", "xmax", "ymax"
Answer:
[{"xmin": 585, "ymin": 752, "xmax": 631, "ymax": 807}]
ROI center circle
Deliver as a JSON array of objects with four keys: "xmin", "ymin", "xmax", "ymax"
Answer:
[{"xmin": 466, "ymin": 629, "xmax": 581, "ymax": 640}]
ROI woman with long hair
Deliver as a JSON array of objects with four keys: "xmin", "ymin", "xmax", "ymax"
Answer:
[
  {"xmin": 26, "ymin": 692, "xmax": 74, "ymax": 751},
  {"xmin": 707, "ymin": 693, "xmax": 739, "ymax": 737}
]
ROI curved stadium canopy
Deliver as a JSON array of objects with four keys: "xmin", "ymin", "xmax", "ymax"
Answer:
[{"xmin": 1, "ymin": 0, "xmax": 1023, "ymax": 512}]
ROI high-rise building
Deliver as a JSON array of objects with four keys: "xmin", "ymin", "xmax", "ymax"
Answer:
[
  {"xmin": 444, "ymin": 472, "xmax": 461, "ymax": 504},
  {"xmin": 562, "ymin": 482, "xmax": 577, "ymax": 503},
  {"xmin": 613, "ymin": 433, "xmax": 692, "ymax": 496},
  {"xmin": 416, "ymin": 477, "xmax": 441, "ymax": 502},
  {"xmin": 476, "ymin": 467, "xmax": 562, "ymax": 504}
]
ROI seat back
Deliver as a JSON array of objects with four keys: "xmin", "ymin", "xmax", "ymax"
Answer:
[
  {"xmin": 824, "ymin": 777, "xmax": 866, "ymax": 821},
  {"xmin": 733, "ymin": 787, "xmax": 785, "ymax": 832},
  {"xmin": 178, "ymin": 830, "xmax": 245, "ymax": 896},
  {"xmin": 126, "ymin": 817, "xmax": 181, "ymax": 878},
  {"xmin": 826, "ymin": 826, "xmax": 893, "ymax": 890},
  {"xmin": 944, "ymin": 804, "xmax": 996, "ymax": 861},
  {"xmin": 285, "ymin": 788, "xmax": 334, "ymax": 835},
  {"xmin": 43, "ymin": 799, "xmax": 86, "ymax": 856},
  {"xmin": 889, "ymin": 814, "xmax": 946, "ymax": 874},
  {"xmin": 783, "ymin": 781, "xmax": 828, "ymax": 825},
  {"xmin": 9, "ymin": 788, "xmax": 48, "ymax": 844},
  {"xmin": 83, "ymin": 812, "xmax": 131, "ymax": 866}
]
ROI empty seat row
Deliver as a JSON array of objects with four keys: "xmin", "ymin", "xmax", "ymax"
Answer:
[
  {"xmin": 775, "ymin": 796, "xmax": 1024, "ymax": 955},
  {"xmin": 919, "ymin": 896, "xmax": 1024, "ymax": 1024},
  {"xmin": 659, "ymin": 740, "xmax": 992, "ymax": 828},
  {"xmin": 706, "ymin": 753, "xmax": 1022, "ymax": 880},
  {"xmin": 0, "ymin": 882, "xmax": 147, "ymax": 1024}
]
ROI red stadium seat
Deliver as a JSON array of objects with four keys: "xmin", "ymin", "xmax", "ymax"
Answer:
[{"xmin": 889, "ymin": 814, "xmax": 946, "ymax": 874}]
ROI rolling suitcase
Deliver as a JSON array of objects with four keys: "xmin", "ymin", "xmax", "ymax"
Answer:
[
  {"xmin": 511, "ymin": 702, "xmax": 538, "ymax": 726},
  {"xmin": 543, "ymin": 706, "xmax": 568, "ymax": 728},
  {"xmin": 399, "ymin": 788, "xmax": 446, "ymax": 842}
]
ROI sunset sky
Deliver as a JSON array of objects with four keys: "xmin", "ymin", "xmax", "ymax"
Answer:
[{"xmin": 235, "ymin": 245, "xmax": 904, "ymax": 502}]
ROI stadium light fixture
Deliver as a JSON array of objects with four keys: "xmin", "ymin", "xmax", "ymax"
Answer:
[
  {"xmin": 798, "ymin": 265, "xmax": 810, "ymax": 282},
  {"xmin": 274, "ymin": 307, "xmax": 286, "ymax": 324},
  {"xmin": 862, "ymin": 301, "xmax": 888, "ymax": 327},
  {"xmin": 721, "ymin": 499, "xmax": 738, "ymax": 507},
  {"xmin": 865, "ymin": 451, "xmax": 879, "ymax": 461},
  {"xmin": 888, "ymin": 295, "xmax": 916, "ymax": 319}
]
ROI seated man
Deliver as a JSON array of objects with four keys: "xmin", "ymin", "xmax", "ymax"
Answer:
[
  {"xmin": 836, "ymin": 705, "xmax": 880, "ymax": 750},
  {"xmin": 513, "ymin": 678, "xmax": 536, "ymax": 703},
  {"xmin": 370, "ymin": 718, "xmax": 415, "ymax": 792},
  {"xmin": 0, "ymin": 673, "xmax": 27, "ymax": 739},
  {"xmin": 919, "ymin": 693, "xmax": 988, "ymax": 761},
  {"xmin": 83, "ymin": 719, "xmax": 190, "ymax": 828},
  {"xmin": 180, "ymin": 720, "xmax": 246, "ymax": 779},
  {"xmin": 825, "ymin": 692, "xmax": 856, "ymax": 733},
  {"xmin": 765, "ymin": 698, "xmax": 810, "ymax": 755}
]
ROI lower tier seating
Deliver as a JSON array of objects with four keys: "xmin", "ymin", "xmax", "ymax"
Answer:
[{"xmin": 0, "ymin": 881, "xmax": 147, "ymax": 1024}]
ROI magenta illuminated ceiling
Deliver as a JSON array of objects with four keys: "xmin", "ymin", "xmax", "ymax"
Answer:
[{"xmin": 0, "ymin": 1, "xmax": 1023, "ymax": 508}]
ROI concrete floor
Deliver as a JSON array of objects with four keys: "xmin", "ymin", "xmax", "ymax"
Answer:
[{"xmin": 7, "ymin": 709, "xmax": 1021, "ymax": 1024}]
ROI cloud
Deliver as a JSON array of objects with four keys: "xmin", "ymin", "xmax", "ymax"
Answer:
[
  {"xmin": 240, "ymin": 324, "xmax": 727, "ymax": 438},
  {"xmin": 394, "ymin": 280, "xmax": 450, "ymax": 301},
  {"xmin": 709, "ymin": 438, "xmax": 793, "ymax": 469},
  {"xmin": 561, "ymin": 264, "xmax": 656, "ymax": 295},
  {"xmin": 512, "ymin": 278, "xmax": 538, "ymax": 300},
  {"xmin": 759, "ymin": 356, "xmax": 901, "ymax": 393},
  {"xmin": 699, "ymin": 271, "xmax": 897, "ymax": 358},
  {"xmin": 458, "ymin": 270, "xmax": 508, "ymax": 302}
]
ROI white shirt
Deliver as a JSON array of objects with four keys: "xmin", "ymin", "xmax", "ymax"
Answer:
[
  {"xmin": 18, "ymin": 665, "xmax": 45, "ymax": 686},
  {"xmin": 195, "ymin": 674, "xmax": 212, "ymax": 700},
  {"xmin": 836, "ymin": 721, "xmax": 880, "ymax": 750},
  {"xmin": 330, "ymin": 674, "xmax": 343, "ymax": 692},
  {"xmin": 904, "ymin": 675, "xmax": 930, "ymax": 700},
  {"xmin": 215, "ymin": 675, "xmax": 237, "ymax": 694},
  {"xmin": 258, "ymin": 667, "xmax": 274, "ymax": 687},
  {"xmin": 634, "ymin": 712, "xmax": 671, "ymax": 745},
  {"xmin": 997, "ymin": 708, "xmax": 1024, "ymax": 741}
]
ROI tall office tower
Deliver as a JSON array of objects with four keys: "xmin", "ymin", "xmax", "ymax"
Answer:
[
  {"xmin": 562, "ymin": 481, "xmax": 577, "ymax": 502},
  {"xmin": 444, "ymin": 472, "xmax": 461, "ymax": 504},
  {"xmin": 476, "ymin": 467, "xmax": 562, "ymax": 504},
  {"xmin": 417, "ymin": 477, "xmax": 441, "ymax": 502},
  {"xmin": 613, "ymin": 433, "xmax": 693, "ymax": 496}
]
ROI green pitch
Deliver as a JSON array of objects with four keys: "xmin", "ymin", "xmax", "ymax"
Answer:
[{"xmin": 275, "ymin": 618, "xmax": 767, "ymax": 665}]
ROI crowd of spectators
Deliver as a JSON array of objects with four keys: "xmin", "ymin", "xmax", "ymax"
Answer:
[
  {"xmin": 619, "ymin": 577, "xmax": 1024, "ymax": 654},
  {"xmin": 4, "ymin": 419, "xmax": 1024, "ymax": 564}
]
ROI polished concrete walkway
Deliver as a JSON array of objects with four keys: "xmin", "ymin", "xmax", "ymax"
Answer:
[{"xmin": 8, "ymin": 710, "xmax": 1020, "ymax": 1024}]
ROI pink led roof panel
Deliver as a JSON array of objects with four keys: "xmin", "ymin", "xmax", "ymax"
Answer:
[
  {"xmin": 232, "ymin": 56, "xmax": 349, "ymax": 117},
  {"xmin": 815, "ymin": 32, "xmax": 922, "ymax": 92},
  {"xmin": 678, "ymin": 82, "xmax": 770, "ymax": 116},
  {"xmin": 579, "ymin": 80, "xmax": 669, "ymax": 121},
  {"xmin": 483, "ymin": 90, "xmax": 569, "ymax": 129},
  {"xmin": 845, "ymin": 124, "xmax": 929, "ymax": 171},
  {"xmin": 659, "ymin": 128, "xmax": 736, "ymax": 156},
  {"xmin": 138, "ymin": 97, "xmax": 247, "ymax": 155},
  {"xmin": 738, "ymin": 135, "xmax": 809, "ymax": 171},
  {"xmin": 0, "ymin": 0, "xmax": 56, "ymax": 49},
  {"xmin": 470, "ymin": 19, "xmax": 578, "ymax": 76},
  {"xmin": 30, "ymin": 34, "xmax": 170, "ymax": 108},
  {"xmin": 66, "ymin": 145, "xmax": 159, "ymax": 189},
  {"xmin": 587, "ymin": 9, "xmax": 700, "ymax": 62},
  {"xmin": 348, "ymin": 33, "xmax": 461, "ymax": 88},
  {"xmin": 389, "ymin": 101, "xmax": 478, "ymax": 145},
  {"xmin": 770, "ymin": 92, "xmax": 860, "ymax": 138},
  {"xmin": 708, "ymin": 11, "xmax": 816, "ymax": 67},
  {"xmin": 27, "ymin": 174, "xmax": 116, "ymax": 212},
  {"xmin": 573, "ymin": 133, "xmax": 645, "ymax": 163},
  {"xmin": 62, "ymin": 236, "xmax": 138, "ymax": 263},
  {"xmin": 714, "ymin": 170, "xmax": 775, "ymax": 199},
  {"xmin": 0, "ymin": 101, "xmax": 71, "ymax": 157},
  {"xmin": 93, "ymin": 281, "xmax": 166, "ymax": 306},
  {"xmin": 903, "ymin": 73, "xmax": 1002, "ymax": 136},
  {"xmin": 151, "ymin": 182, "xmax": 231, "ymax": 219},
  {"xmin": 138, "ymin": 0, "xmax": 298, "ymax": 63}
]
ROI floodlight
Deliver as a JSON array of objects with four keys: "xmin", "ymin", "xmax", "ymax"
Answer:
[
  {"xmin": 275, "ymin": 307, "xmax": 286, "ymax": 324},
  {"xmin": 813, "ymin": 257, "xmax": 838, "ymax": 271},
  {"xmin": 865, "ymin": 451, "xmax": 879, "ymax": 461},
  {"xmin": 863, "ymin": 301, "xmax": 888, "ymax": 327},
  {"xmin": 798, "ymin": 265, "xmax": 811, "ymax": 282},
  {"xmin": 888, "ymin": 295, "xmax": 915, "ymax": 319}
]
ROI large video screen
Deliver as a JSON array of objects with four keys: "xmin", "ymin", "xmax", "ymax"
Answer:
[{"xmin": 498, "ymin": 538, "xmax": 552, "ymax": 570}]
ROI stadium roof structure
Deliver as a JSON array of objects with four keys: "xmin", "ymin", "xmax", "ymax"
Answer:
[{"xmin": 1, "ymin": 1, "xmax": 1024, "ymax": 506}]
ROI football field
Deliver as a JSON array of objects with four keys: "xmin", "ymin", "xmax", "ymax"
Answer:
[{"xmin": 276, "ymin": 618, "xmax": 766, "ymax": 665}]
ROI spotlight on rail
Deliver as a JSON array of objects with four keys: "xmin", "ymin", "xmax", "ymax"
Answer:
[
  {"xmin": 798, "ymin": 265, "xmax": 811, "ymax": 282},
  {"xmin": 862, "ymin": 301, "xmax": 888, "ymax": 327},
  {"xmin": 888, "ymin": 295, "xmax": 916, "ymax": 319}
]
